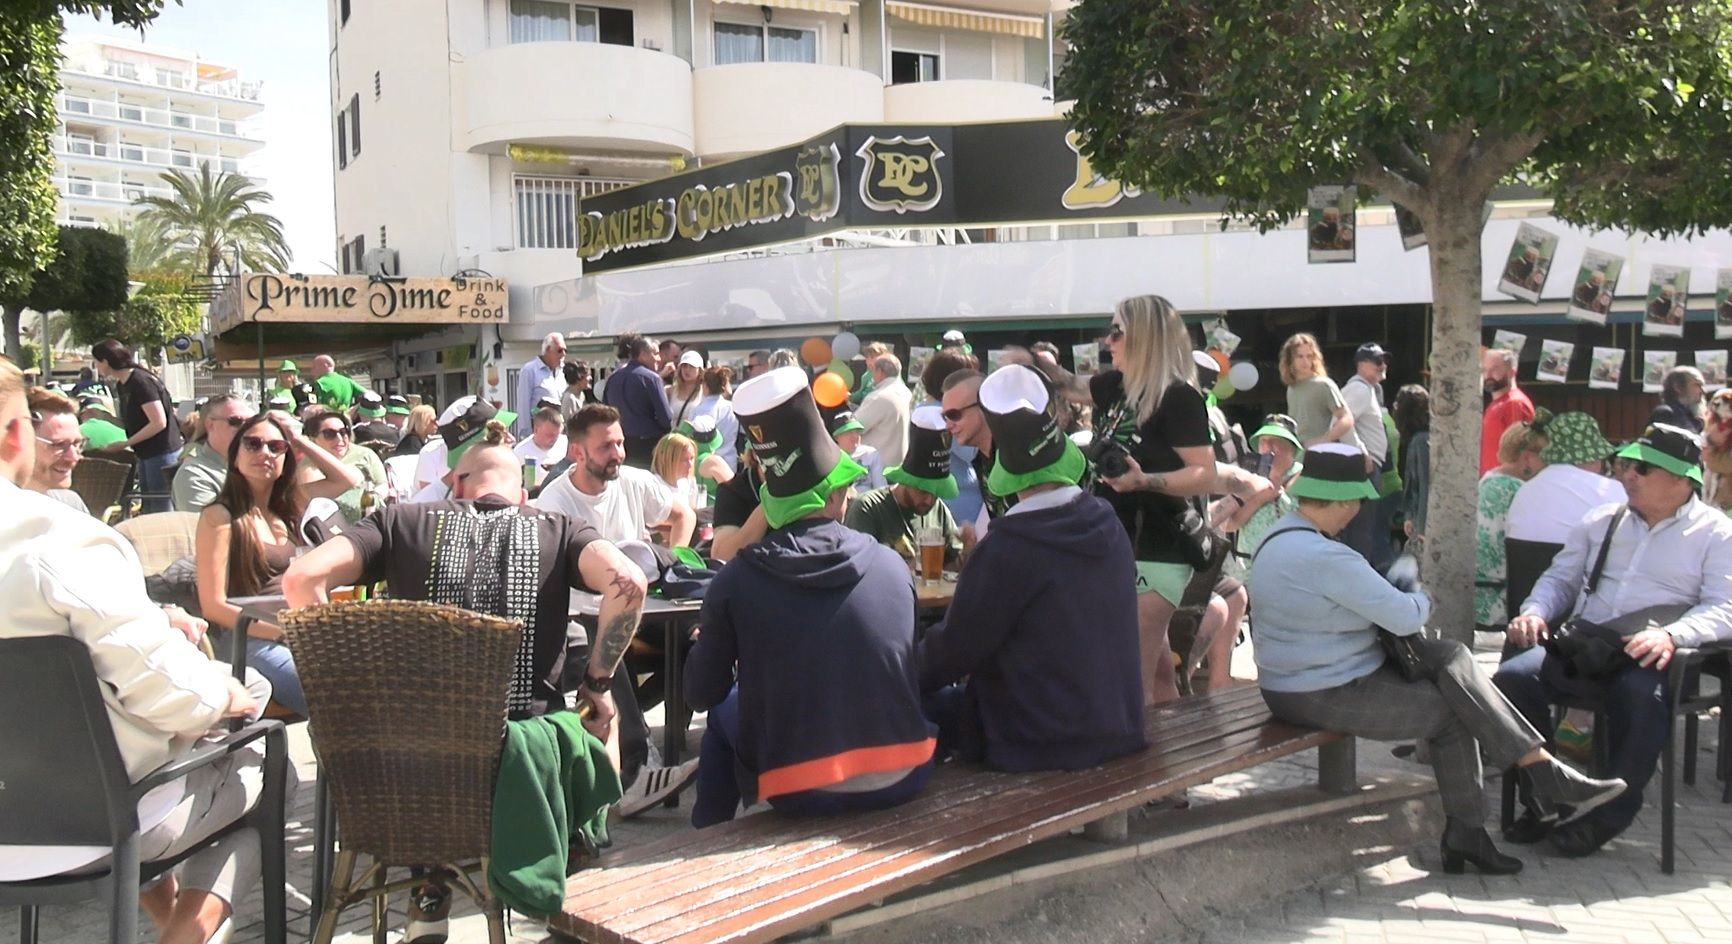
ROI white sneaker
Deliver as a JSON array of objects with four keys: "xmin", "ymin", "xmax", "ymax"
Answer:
[
  {"xmin": 405, "ymin": 880, "xmax": 450, "ymax": 944},
  {"xmin": 614, "ymin": 759, "xmax": 700, "ymax": 818}
]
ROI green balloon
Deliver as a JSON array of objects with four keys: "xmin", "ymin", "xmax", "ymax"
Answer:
[
  {"xmin": 827, "ymin": 359, "xmax": 855, "ymax": 389},
  {"xmin": 1212, "ymin": 375, "xmax": 1236, "ymax": 400}
]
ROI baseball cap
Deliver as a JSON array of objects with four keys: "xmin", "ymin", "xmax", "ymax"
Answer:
[
  {"xmin": 678, "ymin": 350, "xmax": 705, "ymax": 370},
  {"xmin": 1616, "ymin": 423, "xmax": 1704, "ymax": 484},
  {"xmin": 1355, "ymin": 342, "xmax": 1389, "ymax": 363}
]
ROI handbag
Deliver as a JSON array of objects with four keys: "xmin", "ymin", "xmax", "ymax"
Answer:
[
  {"xmin": 1542, "ymin": 507, "xmax": 1633, "ymax": 681},
  {"xmin": 1253, "ymin": 529, "xmax": 1431, "ymax": 681}
]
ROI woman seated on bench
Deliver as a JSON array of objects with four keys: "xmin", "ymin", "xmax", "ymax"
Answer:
[{"xmin": 1246, "ymin": 444, "xmax": 1625, "ymax": 876}]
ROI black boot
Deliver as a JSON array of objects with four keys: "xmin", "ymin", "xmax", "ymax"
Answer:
[
  {"xmin": 1440, "ymin": 817, "xmax": 1523, "ymax": 875},
  {"xmin": 1524, "ymin": 758, "xmax": 1625, "ymax": 824}
]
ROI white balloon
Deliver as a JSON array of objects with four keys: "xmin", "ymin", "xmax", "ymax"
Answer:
[
  {"xmin": 1227, "ymin": 361, "xmax": 1259, "ymax": 391},
  {"xmin": 831, "ymin": 331, "xmax": 861, "ymax": 361}
]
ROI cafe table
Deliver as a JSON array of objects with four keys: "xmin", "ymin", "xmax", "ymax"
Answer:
[{"xmin": 568, "ymin": 592, "xmax": 704, "ymax": 773}]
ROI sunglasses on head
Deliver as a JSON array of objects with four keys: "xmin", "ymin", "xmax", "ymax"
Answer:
[
  {"xmin": 941, "ymin": 402, "xmax": 979, "ymax": 423},
  {"xmin": 241, "ymin": 436, "xmax": 288, "ymax": 456}
]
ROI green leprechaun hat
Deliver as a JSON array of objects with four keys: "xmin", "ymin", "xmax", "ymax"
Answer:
[
  {"xmin": 980, "ymin": 364, "xmax": 1087, "ymax": 497},
  {"xmin": 1616, "ymin": 422, "xmax": 1704, "ymax": 485},
  {"xmin": 733, "ymin": 366, "xmax": 866, "ymax": 529},
  {"xmin": 885, "ymin": 404, "xmax": 959, "ymax": 499},
  {"xmin": 1287, "ymin": 443, "xmax": 1381, "ymax": 502},
  {"xmin": 438, "ymin": 395, "xmax": 517, "ymax": 469}
]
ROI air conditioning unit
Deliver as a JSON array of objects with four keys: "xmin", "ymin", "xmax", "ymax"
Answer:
[{"xmin": 362, "ymin": 247, "xmax": 400, "ymax": 277}]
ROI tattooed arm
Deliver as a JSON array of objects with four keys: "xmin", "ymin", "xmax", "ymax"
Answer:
[{"xmin": 574, "ymin": 539, "xmax": 649, "ymax": 735}]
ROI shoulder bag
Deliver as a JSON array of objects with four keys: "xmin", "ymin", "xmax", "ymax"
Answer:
[{"xmin": 1542, "ymin": 507, "xmax": 1642, "ymax": 681}]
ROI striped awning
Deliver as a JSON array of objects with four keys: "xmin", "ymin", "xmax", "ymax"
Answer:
[
  {"xmin": 886, "ymin": 1, "xmax": 1046, "ymax": 39},
  {"xmin": 712, "ymin": 0, "xmax": 858, "ymax": 16}
]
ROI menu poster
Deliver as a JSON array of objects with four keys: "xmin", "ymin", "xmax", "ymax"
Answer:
[
  {"xmin": 1642, "ymin": 350, "xmax": 1677, "ymax": 393},
  {"xmin": 1588, "ymin": 347, "xmax": 1625, "ymax": 390},
  {"xmin": 1535, "ymin": 339, "xmax": 1574, "ymax": 383}
]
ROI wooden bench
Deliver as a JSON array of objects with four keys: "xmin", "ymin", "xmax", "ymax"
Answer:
[{"xmin": 552, "ymin": 684, "xmax": 1355, "ymax": 944}]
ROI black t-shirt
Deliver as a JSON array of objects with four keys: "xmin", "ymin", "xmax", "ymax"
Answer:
[
  {"xmin": 1088, "ymin": 371, "xmax": 1212, "ymax": 562},
  {"xmin": 392, "ymin": 432, "xmax": 427, "ymax": 458},
  {"xmin": 118, "ymin": 368, "xmax": 182, "ymax": 458},
  {"xmin": 712, "ymin": 462, "xmax": 763, "ymax": 530},
  {"xmin": 343, "ymin": 495, "xmax": 601, "ymax": 718}
]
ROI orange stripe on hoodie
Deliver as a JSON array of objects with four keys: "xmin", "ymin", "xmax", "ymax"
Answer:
[{"xmin": 756, "ymin": 738, "xmax": 937, "ymax": 801}]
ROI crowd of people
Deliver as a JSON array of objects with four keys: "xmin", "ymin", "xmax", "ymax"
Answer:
[{"xmin": 5, "ymin": 301, "xmax": 1732, "ymax": 943}]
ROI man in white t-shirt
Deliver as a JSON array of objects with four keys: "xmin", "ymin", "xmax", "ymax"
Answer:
[
  {"xmin": 513, "ymin": 405, "xmax": 568, "ymax": 472},
  {"xmin": 1507, "ymin": 412, "xmax": 1627, "ymax": 546},
  {"xmin": 534, "ymin": 403, "xmax": 695, "ymax": 547}
]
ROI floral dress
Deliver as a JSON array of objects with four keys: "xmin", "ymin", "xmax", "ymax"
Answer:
[{"xmin": 1475, "ymin": 470, "xmax": 1524, "ymax": 626}]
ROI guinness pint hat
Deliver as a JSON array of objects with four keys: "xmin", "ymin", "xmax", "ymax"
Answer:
[
  {"xmin": 437, "ymin": 395, "xmax": 517, "ymax": 469},
  {"xmin": 980, "ymin": 364, "xmax": 1087, "ymax": 497},
  {"xmin": 1616, "ymin": 422, "xmax": 1704, "ymax": 484},
  {"xmin": 1288, "ymin": 443, "xmax": 1381, "ymax": 502},
  {"xmin": 733, "ymin": 366, "xmax": 865, "ymax": 529},
  {"xmin": 885, "ymin": 404, "xmax": 959, "ymax": 499}
]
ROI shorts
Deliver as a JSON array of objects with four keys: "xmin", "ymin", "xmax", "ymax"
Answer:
[{"xmin": 1134, "ymin": 560, "xmax": 1193, "ymax": 606}]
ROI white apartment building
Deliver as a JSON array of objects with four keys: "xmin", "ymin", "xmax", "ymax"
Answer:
[
  {"xmin": 53, "ymin": 35, "xmax": 266, "ymax": 229},
  {"xmin": 327, "ymin": 0, "xmax": 1063, "ymax": 403}
]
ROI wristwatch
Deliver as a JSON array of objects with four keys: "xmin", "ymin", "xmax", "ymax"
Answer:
[{"xmin": 581, "ymin": 671, "xmax": 613, "ymax": 695}]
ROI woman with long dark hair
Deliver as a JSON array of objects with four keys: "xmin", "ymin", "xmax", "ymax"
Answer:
[
  {"xmin": 1392, "ymin": 384, "xmax": 1431, "ymax": 545},
  {"xmin": 89, "ymin": 338, "xmax": 182, "ymax": 512},
  {"xmin": 195, "ymin": 413, "xmax": 344, "ymax": 716}
]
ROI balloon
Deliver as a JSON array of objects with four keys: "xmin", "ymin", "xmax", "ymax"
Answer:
[
  {"xmin": 831, "ymin": 331, "xmax": 861, "ymax": 361},
  {"xmin": 1208, "ymin": 349, "xmax": 1231, "ymax": 376},
  {"xmin": 1227, "ymin": 361, "xmax": 1260, "ymax": 391},
  {"xmin": 826, "ymin": 359, "xmax": 855, "ymax": 389},
  {"xmin": 800, "ymin": 337, "xmax": 832, "ymax": 367},
  {"xmin": 1212, "ymin": 375, "xmax": 1236, "ymax": 401},
  {"xmin": 813, "ymin": 372, "xmax": 850, "ymax": 408}
]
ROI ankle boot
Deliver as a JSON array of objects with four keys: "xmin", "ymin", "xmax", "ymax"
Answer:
[
  {"xmin": 1525, "ymin": 758, "xmax": 1625, "ymax": 824},
  {"xmin": 1440, "ymin": 817, "xmax": 1523, "ymax": 875}
]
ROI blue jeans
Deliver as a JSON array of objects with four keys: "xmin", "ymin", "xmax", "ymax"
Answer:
[
  {"xmin": 1493, "ymin": 646, "xmax": 1670, "ymax": 830},
  {"xmin": 137, "ymin": 448, "xmax": 181, "ymax": 514},
  {"xmin": 691, "ymin": 689, "xmax": 932, "ymax": 828},
  {"xmin": 209, "ymin": 629, "xmax": 306, "ymax": 718}
]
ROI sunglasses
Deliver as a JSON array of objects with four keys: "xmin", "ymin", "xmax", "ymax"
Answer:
[
  {"xmin": 941, "ymin": 402, "xmax": 980, "ymax": 423},
  {"xmin": 315, "ymin": 426, "xmax": 351, "ymax": 440},
  {"xmin": 35, "ymin": 435, "xmax": 86, "ymax": 455},
  {"xmin": 1616, "ymin": 457, "xmax": 1660, "ymax": 476},
  {"xmin": 241, "ymin": 436, "xmax": 288, "ymax": 456},
  {"xmin": 1106, "ymin": 326, "xmax": 1125, "ymax": 342},
  {"xmin": 217, "ymin": 415, "xmax": 249, "ymax": 429}
]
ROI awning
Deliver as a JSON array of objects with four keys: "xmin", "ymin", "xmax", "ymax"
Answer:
[
  {"xmin": 886, "ymin": 1, "xmax": 1045, "ymax": 39},
  {"xmin": 712, "ymin": 0, "xmax": 857, "ymax": 16}
]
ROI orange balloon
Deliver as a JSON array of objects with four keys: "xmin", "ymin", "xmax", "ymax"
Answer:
[
  {"xmin": 1208, "ymin": 349, "xmax": 1230, "ymax": 376},
  {"xmin": 813, "ymin": 371, "xmax": 850, "ymax": 408},
  {"xmin": 801, "ymin": 337, "xmax": 833, "ymax": 367}
]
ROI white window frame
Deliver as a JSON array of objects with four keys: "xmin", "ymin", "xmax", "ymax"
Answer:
[
  {"xmin": 712, "ymin": 17, "xmax": 823, "ymax": 66},
  {"xmin": 119, "ymin": 142, "xmax": 145, "ymax": 162},
  {"xmin": 889, "ymin": 29, "xmax": 999, "ymax": 83},
  {"xmin": 171, "ymin": 148, "xmax": 194, "ymax": 168},
  {"xmin": 508, "ymin": 0, "xmax": 623, "ymax": 44},
  {"xmin": 67, "ymin": 133, "xmax": 95, "ymax": 155},
  {"xmin": 889, "ymin": 46, "xmax": 942, "ymax": 82},
  {"xmin": 512, "ymin": 173, "xmax": 633, "ymax": 250},
  {"xmin": 118, "ymin": 103, "xmax": 145, "ymax": 122}
]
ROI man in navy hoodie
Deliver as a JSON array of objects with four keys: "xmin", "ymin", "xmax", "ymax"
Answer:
[
  {"xmin": 920, "ymin": 365, "xmax": 1147, "ymax": 771},
  {"xmin": 685, "ymin": 366, "xmax": 936, "ymax": 827}
]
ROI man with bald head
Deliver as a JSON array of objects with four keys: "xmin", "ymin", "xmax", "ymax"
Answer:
[{"xmin": 306, "ymin": 353, "xmax": 366, "ymax": 412}]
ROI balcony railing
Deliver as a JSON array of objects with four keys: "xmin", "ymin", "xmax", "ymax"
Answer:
[
  {"xmin": 51, "ymin": 135, "xmax": 252, "ymax": 180},
  {"xmin": 514, "ymin": 174, "xmax": 634, "ymax": 250},
  {"xmin": 57, "ymin": 94, "xmax": 256, "ymax": 138},
  {"xmin": 78, "ymin": 62, "xmax": 263, "ymax": 101},
  {"xmin": 53, "ymin": 176, "xmax": 175, "ymax": 204}
]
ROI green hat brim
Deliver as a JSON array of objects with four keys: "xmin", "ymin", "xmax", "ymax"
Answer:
[
  {"xmin": 1250, "ymin": 424, "xmax": 1303, "ymax": 452},
  {"xmin": 832, "ymin": 419, "xmax": 866, "ymax": 436},
  {"xmin": 885, "ymin": 466, "xmax": 960, "ymax": 499},
  {"xmin": 386, "ymin": 406, "xmax": 411, "ymax": 415},
  {"xmin": 358, "ymin": 407, "xmax": 385, "ymax": 418},
  {"xmin": 1287, "ymin": 475, "xmax": 1381, "ymax": 502},
  {"xmin": 1615, "ymin": 442, "xmax": 1703, "ymax": 484},
  {"xmin": 987, "ymin": 437, "xmax": 1088, "ymax": 497},
  {"xmin": 759, "ymin": 453, "xmax": 868, "ymax": 529}
]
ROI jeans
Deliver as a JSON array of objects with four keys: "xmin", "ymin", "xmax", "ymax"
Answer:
[
  {"xmin": 137, "ymin": 448, "xmax": 181, "ymax": 514},
  {"xmin": 209, "ymin": 629, "xmax": 307, "ymax": 718},
  {"xmin": 1493, "ymin": 646, "xmax": 1670, "ymax": 830},
  {"xmin": 691, "ymin": 689, "xmax": 932, "ymax": 828}
]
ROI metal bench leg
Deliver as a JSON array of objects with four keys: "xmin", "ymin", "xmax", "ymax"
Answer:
[
  {"xmin": 1500, "ymin": 768, "xmax": 1518, "ymax": 831},
  {"xmin": 1683, "ymin": 713, "xmax": 1698, "ymax": 786},
  {"xmin": 1318, "ymin": 737, "xmax": 1357, "ymax": 794},
  {"xmin": 20, "ymin": 904, "xmax": 40, "ymax": 944},
  {"xmin": 1082, "ymin": 811, "xmax": 1129, "ymax": 843},
  {"xmin": 312, "ymin": 776, "xmax": 334, "ymax": 923},
  {"xmin": 1663, "ymin": 717, "xmax": 1677, "ymax": 875}
]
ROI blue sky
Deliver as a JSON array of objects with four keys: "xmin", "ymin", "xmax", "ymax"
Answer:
[{"xmin": 65, "ymin": 0, "xmax": 335, "ymax": 271}]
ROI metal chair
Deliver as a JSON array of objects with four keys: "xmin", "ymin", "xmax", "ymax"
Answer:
[
  {"xmin": 0, "ymin": 636, "xmax": 289, "ymax": 944},
  {"xmin": 70, "ymin": 453, "xmax": 136, "ymax": 523},
  {"xmin": 280, "ymin": 600, "xmax": 524, "ymax": 944}
]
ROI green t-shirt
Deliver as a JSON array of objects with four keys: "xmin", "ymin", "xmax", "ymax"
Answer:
[
  {"xmin": 80, "ymin": 417, "xmax": 128, "ymax": 449},
  {"xmin": 843, "ymin": 485, "xmax": 961, "ymax": 563},
  {"xmin": 1285, "ymin": 375, "xmax": 1362, "ymax": 451},
  {"xmin": 314, "ymin": 372, "xmax": 365, "ymax": 410}
]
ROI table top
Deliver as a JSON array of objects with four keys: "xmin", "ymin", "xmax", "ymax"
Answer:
[
  {"xmin": 916, "ymin": 577, "xmax": 957, "ymax": 609},
  {"xmin": 568, "ymin": 591, "xmax": 703, "ymax": 619},
  {"xmin": 230, "ymin": 594, "xmax": 288, "ymax": 626}
]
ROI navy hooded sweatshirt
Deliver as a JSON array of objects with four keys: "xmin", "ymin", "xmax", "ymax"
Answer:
[
  {"xmin": 918, "ymin": 489, "xmax": 1147, "ymax": 772},
  {"xmin": 684, "ymin": 517, "xmax": 936, "ymax": 805}
]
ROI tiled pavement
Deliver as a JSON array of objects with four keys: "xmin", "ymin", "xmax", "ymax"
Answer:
[{"xmin": 8, "ymin": 642, "xmax": 1727, "ymax": 944}]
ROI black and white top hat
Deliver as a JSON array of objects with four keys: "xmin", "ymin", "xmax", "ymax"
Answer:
[
  {"xmin": 886, "ymin": 405, "xmax": 958, "ymax": 498},
  {"xmin": 980, "ymin": 365, "xmax": 1087, "ymax": 497},
  {"xmin": 733, "ymin": 366, "xmax": 866, "ymax": 529}
]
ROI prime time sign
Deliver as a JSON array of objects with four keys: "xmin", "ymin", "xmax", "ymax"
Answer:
[{"xmin": 211, "ymin": 273, "xmax": 509, "ymax": 334}]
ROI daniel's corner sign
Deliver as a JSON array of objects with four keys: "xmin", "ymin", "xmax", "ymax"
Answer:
[
  {"xmin": 574, "ymin": 118, "xmax": 1218, "ymax": 274},
  {"xmin": 211, "ymin": 273, "xmax": 509, "ymax": 336}
]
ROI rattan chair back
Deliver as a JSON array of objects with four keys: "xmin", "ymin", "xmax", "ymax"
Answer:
[
  {"xmin": 279, "ymin": 600, "xmax": 523, "ymax": 866},
  {"xmin": 114, "ymin": 512, "xmax": 201, "ymax": 575},
  {"xmin": 70, "ymin": 454, "xmax": 136, "ymax": 519}
]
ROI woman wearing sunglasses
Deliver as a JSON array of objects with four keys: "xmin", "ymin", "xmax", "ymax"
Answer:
[
  {"xmin": 195, "ymin": 413, "xmax": 360, "ymax": 717},
  {"xmin": 299, "ymin": 408, "xmax": 388, "ymax": 523}
]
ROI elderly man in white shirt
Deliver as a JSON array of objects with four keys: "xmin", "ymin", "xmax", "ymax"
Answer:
[
  {"xmin": 856, "ymin": 352, "xmax": 913, "ymax": 467},
  {"xmin": 514, "ymin": 332, "xmax": 567, "ymax": 438},
  {"xmin": 1496, "ymin": 423, "xmax": 1732, "ymax": 859},
  {"xmin": 0, "ymin": 358, "xmax": 275, "ymax": 944}
]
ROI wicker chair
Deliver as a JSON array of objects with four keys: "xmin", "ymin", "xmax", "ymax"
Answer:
[
  {"xmin": 279, "ymin": 600, "xmax": 524, "ymax": 944},
  {"xmin": 70, "ymin": 454, "xmax": 136, "ymax": 523},
  {"xmin": 113, "ymin": 512, "xmax": 201, "ymax": 576}
]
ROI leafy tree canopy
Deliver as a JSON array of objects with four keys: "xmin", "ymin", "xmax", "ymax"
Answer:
[{"xmin": 1, "ymin": 224, "xmax": 130, "ymax": 314}]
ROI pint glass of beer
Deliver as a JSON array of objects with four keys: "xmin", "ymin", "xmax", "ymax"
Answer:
[{"xmin": 917, "ymin": 527, "xmax": 944, "ymax": 585}]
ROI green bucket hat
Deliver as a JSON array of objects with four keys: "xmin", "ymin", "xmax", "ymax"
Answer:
[
  {"xmin": 1249, "ymin": 413, "xmax": 1302, "ymax": 453},
  {"xmin": 1616, "ymin": 423, "xmax": 1705, "ymax": 484},
  {"xmin": 885, "ymin": 405, "xmax": 960, "ymax": 499},
  {"xmin": 980, "ymin": 365, "xmax": 1088, "ymax": 497},
  {"xmin": 1287, "ymin": 444, "xmax": 1381, "ymax": 502},
  {"xmin": 1538, "ymin": 411, "xmax": 1614, "ymax": 466},
  {"xmin": 733, "ymin": 367, "xmax": 867, "ymax": 529}
]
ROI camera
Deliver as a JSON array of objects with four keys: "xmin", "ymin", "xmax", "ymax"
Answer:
[{"xmin": 1086, "ymin": 435, "xmax": 1132, "ymax": 479}]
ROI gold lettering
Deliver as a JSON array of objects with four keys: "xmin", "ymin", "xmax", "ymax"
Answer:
[
  {"xmin": 747, "ymin": 176, "xmax": 763, "ymax": 221},
  {"xmin": 874, "ymin": 153, "xmax": 931, "ymax": 197},
  {"xmin": 729, "ymin": 184, "xmax": 747, "ymax": 228}
]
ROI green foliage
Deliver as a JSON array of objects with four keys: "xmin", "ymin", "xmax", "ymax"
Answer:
[
  {"xmin": 135, "ymin": 164, "xmax": 292, "ymax": 276},
  {"xmin": 32, "ymin": 2, "xmax": 174, "ymax": 28},
  {"xmin": 68, "ymin": 291, "xmax": 199, "ymax": 353},
  {"xmin": 107, "ymin": 216, "xmax": 174, "ymax": 273},
  {"xmin": 1, "ymin": 224, "xmax": 130, "ymax": 314},
  {"xmin": 18, "ymin": 340, "xmax": 39, "ymax": 372},
  {"xmin": 0, "ymin": 8, "xmax": 62, "ymax": 301},
  {"xmin": 1060, "ymin": 0, "xmax": 1732, "ymax": 235}
]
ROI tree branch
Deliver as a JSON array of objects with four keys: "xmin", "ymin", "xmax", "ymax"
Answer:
[
  {"xmin": 1466, "ymin": 129, "xmax": 1546, "ymax": 194},
  {"xmin": 1353, "ymin": 154, "xmax": 1426, "ymax": 211}
]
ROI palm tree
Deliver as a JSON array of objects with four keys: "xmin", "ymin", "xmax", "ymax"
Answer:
[
  {"xmin": 133, "ymin": 165, "xmax": 292, "ymax": 276},
  {"xmin": 106, "ymin": 215, "xmax": 173, "ymax": 273}
]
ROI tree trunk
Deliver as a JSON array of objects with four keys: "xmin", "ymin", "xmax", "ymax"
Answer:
[
  {"xmin": 1421, "ymin": 189, "xmax": 1491, "ymax": 644},
  {"xmin": 2, "ymin": 303, "xmax": 21, "ymax": 365}
]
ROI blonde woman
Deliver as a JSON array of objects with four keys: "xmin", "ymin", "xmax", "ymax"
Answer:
[
  {"xmin": 392, "ymin": 404, "xmax": 436, "ymax": 458},
  {"xmin": 1280, "ymin": 333, "xmax": 1362, "ymax": 453},
  {"xmin": 651, "ymin": 431, "xmax": 704, "ymax": 512}
]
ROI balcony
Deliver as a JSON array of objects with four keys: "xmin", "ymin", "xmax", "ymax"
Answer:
[
  {"xmin": 53, "ymin": 176, "xmax": 174, "ymax": 205},
  {"xmin": 882, "ymin": 79, "xmax": 1055, "ymax": 123},
  {"xmin": 693, "ymin": 63, "xmax": 883, "ymax": 160},
  {"xmin": 56, "ymin": 94, "xmax": 262, "ymax": 142},
  {"xmin": 66, "ymin": 62, "xmax": 264, "ymax": 103},
  {"xmin": 457, "ymin": 42, "xmax": 693, "ymax": 156}
]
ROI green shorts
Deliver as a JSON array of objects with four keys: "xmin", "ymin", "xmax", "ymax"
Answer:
[{"xmin": 1134, "ymin": 560, "xmax": 1194, "ymax": 606}]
